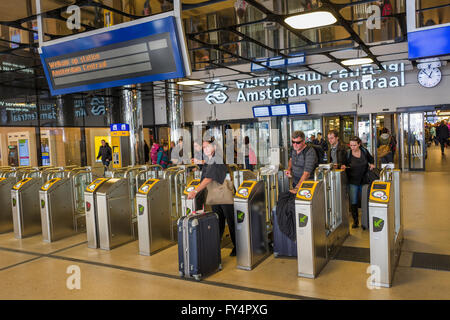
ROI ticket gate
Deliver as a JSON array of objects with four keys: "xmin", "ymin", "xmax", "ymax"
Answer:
[
  {"xmin": 233, "ymin": 169, "xmax": 257, "ymax": 192},
  {"xmin": 295, "ymin": 165, "xmax": 349, "ymax": 278},
  {"xmin": 164, "ymin": 165, "xmax": 200, "ymax": 240},
  {"xmin": 39, "ymin": 178, "xmax": 75, "ymax": 242},
  {"xmin": 96, "ymin": 178, "xmax": 135, "ymax": 250},
  {"xmin": 84, "ymin": 178, "xmax": 109, "ymax": 248},
  {"xmin": 0, "ymin": 177, "xmax": 16, "ymax": 233},
  {"xmin": 181, "ymin": 179, "xmax": 206, "ymax": 216},
  {"xmin": 39, "ymin": 168, "xmax": 93, "ymax": 242},
  {"xmin": 368, "ymin": 167, "xmax": 403, "ymax": 288},
  {"xmin": 234, "ymin": 180, "xmax": 270, "ymax": 270},
  {"xmin": 11, "ymin": 177, "xmax": 42, "ymax": 238},
  {"xmin": 136, "ymin": 178, "xmax": 173, "ymax": 255}
]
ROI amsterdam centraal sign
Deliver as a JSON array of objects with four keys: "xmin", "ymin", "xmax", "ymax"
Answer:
[{"xmin": 205, "ymin": 63, "xmax": 405, "ymax": 104}]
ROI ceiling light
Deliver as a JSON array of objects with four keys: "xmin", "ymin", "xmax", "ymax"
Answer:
[
  {"xmin": 177, "ymin": 80, "xmax": 205, "ymax": 85},
  {"xmin": 341, "ymin": 58, "xmax": 373, "ymax": 66},
  {"xmin": 284, "ymin": 11, "xmax": 337, "ymax": 29}
]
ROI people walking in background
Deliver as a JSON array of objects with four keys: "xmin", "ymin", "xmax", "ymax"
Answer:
[
  {"xmin": 315, "ymin": 132, "xmax": 328, "ymax": 154},
  {"xmin": 150, "ymin": 140, "xmax": 160, "ymax": 165},
  {"xmin": 342, "ymin": 136, "xmax": 375, "ymax": 229},
  {"xmin": 437, "ymin": 120, "xmax": 449, "ymax": 155},
  {"xmin": 144, "ymin": 140, "xmax": 150, "ymax": 164},
  {"xmin": 97, "ymin": 140, "xmax": 112, "ymax": 176},
  {"xmin": 157, "ymin": 143, "xmax": 170, "ymax": 168},
  {"xmin": 244, "ymin": 136, "xmax": 256, "ymax": 170},
  {"xmin": 327, "ymin": 129, "xmax": 348, "ymax": 168},
  {"xmin": 378, "ymin": 128, "xmax": 396, "ymax": 164}
]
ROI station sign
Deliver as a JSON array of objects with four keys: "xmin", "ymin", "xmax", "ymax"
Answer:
[
  {"xmin": 39, "ymin": 15, "xmax": 189, "ymax": 96},
  {"xmin": 110, "ymin": 123, "xmax": 130, "ymax": 136},
  {"xmin": 252, "ymin": 102, "xmax": 308, "ymax": 118}
]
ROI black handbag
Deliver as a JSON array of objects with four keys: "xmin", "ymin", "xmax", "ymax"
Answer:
[{"xmin": 364, "ymin": 167, "xmax": 380, "ymax": 185}]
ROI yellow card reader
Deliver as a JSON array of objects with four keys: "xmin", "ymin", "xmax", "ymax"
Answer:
[
  {"xmin": 296, "ymin": 181, "xmax": 319, "ymax": 201},
  {"xmin": 41, "ymin": 178, "xmax": 62, "ymax": 191},
  {"xmin": 13, "ymin": 178, "xmax": 33, "ymax": 190},
  {"xmin": 236, "ymin": 181, "xmax": 257, "ymax": 199},
  {"xmin": 184, "ymin": 179, "xmax": 201, "ymax": 195},
  {"xmin": 138, "ymin": 179, "xmax": 159, "ymax": 195},
  {"xmin": 369, "ymin": 181, "xmax": 391, "ymax": 203},
  {"xmin": 85, "ymin": 178, "xmax": 109, "ymax": 193}
]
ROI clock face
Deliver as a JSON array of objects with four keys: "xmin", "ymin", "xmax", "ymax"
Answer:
[{"xmin": 418, "ymin": 68, "xmax": 442, "ymax": 88}]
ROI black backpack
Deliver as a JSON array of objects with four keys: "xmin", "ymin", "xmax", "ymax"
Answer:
[{"xmin": 305, "ymin": 143, "xmax": 326, "ymax": 165}]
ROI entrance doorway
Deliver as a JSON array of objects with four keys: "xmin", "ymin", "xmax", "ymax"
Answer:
[{"xmin": 424, "ymin": 109, "xmax": 450, "ymax": 172}]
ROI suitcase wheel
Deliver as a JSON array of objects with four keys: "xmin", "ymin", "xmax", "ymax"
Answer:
[
  {"xmin": 218, "ymin": 264, "xmax": 222, "ymax": 271},
  {"xmin": 193, "ymin": 274, "xmax": 202, "ymax": 281}
]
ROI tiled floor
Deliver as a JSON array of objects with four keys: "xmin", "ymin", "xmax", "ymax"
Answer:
[{"xmin": 0, "ymin": 168, "xmax": 449, "ymax": 300}]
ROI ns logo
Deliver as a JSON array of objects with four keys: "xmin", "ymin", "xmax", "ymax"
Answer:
[{"xmin": 89, "ymin": 97, "xmax": 106, "ymax": 116}]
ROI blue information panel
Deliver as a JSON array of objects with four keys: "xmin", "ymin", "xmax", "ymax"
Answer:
[
  {"xmin": 40, "ymin": 16, "xmax": 187, "ymax": 95},
  {"xmin": 253, "ymin": 102, "xmax": 308, "ymax": 117},
  {"xmin": 408, "ymin": 25, "xmax": 450, "ymax": 59},
  {"xmin": 251, "ymin": 53, "xmax": 305, "ymax": 72}
]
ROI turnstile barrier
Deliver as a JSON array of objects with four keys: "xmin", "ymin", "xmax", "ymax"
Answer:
[
  {"xmin": 234, "ymin": 180, "xmax": 270, "ymax": 270},
  {"xmin": 368, "ymin": 167, "xmax": 403, "ymax": 288},
  {"xmin": 136, "ymin": 178, "xmax": 173, "ymax": 255},
  {"xmin": 96, "ymin": 178, "xmax": 135, "ymax": 250},
  {"xmin": 84, "ymin": 178, "xmax": 109, "ymax": 248}
]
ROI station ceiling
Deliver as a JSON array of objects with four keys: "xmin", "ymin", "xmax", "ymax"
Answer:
[{"xmin": 0, "ymin": 0, "xmax": 446, "ymax": 99}]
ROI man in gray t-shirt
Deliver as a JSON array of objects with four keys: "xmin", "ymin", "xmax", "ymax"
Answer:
[{"xmin": 286, "ymin": 130, "xmax": 318, "ymax": 193}]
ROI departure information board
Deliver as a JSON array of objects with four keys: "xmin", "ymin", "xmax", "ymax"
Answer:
[{"xmin": 40, "ymin": 16, "xmax": 188, "ymax": 95}]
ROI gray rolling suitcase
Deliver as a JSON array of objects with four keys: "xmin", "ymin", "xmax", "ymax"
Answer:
[
  {"xmin": 361, "ymin": 184, "xmax": 371, "ymax": 230},
  {"xmin": 178, "ymin": 212, "xmax": 222, "ymax": 281}
]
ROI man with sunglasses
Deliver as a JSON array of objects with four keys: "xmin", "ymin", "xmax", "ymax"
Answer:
[{"xmin": 286, "ymin": 130, "xmax": 318, "ymax": 194}]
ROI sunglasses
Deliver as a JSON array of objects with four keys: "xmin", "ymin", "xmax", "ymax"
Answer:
[{"xmin": 292, "ymin": 140, "xmax": 303, "ymax": 145}]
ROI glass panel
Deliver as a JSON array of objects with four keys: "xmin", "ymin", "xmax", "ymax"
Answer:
[
  {"xmin": 241, "ymin": 123, "xmax": 258, "ymax": 169},
  {"xmin": 40, "ymin": 128, "xmax": 82, "ymax": 167},
  {"xmin": 357, "ymin": 115, "xmax": 371, "ymax": 150},
  {"xmin": 400, "ymin": 113, "xmax": 409, "ymax": 170},
  {"xmin": 416, "ymin": 0, "xmax": 450, "ymax": 28},
  {"xmin": 324, "ymin": 116, "xmax": 340, "ymax": 141},
  {"xmin": 409, "ymin": 113, "xmax": 425, "ymax": 170},
  {"xmin": 291, "ymin": 118, "xmax": 321, "ymax": 141},
  {"xmin": 342, "ymin": 115, "xmax": 355, "ymax": 144},
  {"xmin": 256, "ymin": 121, "xmax": 270, "ymax": 168}
]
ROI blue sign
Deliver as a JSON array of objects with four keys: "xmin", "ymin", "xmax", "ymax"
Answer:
[
  {"xmin": 253, "ymin": 102, "xmax": 308, "ymax": 118},
  {"xmin": 40, "ymin": 16, "xmax": 187, "ymax": 96},
  {"xmin": 250, "ymin": 58, "xmax": 268, "ymax": 72},
  {"xmin": 408, "ymin": 25, "xmax": 450, "ymax": 59},
  {"xmin": 110, "ymin": 123, "xmax": 130, "ymax": 132},
  {"xmin": 251, "ymin": 53, "xmax": 305, "ymax": 72}
]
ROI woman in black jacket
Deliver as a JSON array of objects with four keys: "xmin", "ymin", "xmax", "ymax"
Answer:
[{"xmin": 341, "ymin": 136, "xmax": 375, "ymax": 229}]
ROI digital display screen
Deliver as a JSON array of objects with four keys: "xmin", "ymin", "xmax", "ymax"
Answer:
[
  {"xmin": 45, "ymin": 33, "xmax": 176, "ymax": 91},
  {"xmin": 301, "ymin": 183, "xmax": 314, "ymax": 189},
  {"xmin": 289, "ymin": 103, "xmax": 307, "ymax": 115},
  {"xmin": 39, "ymin": 16, "xmax": 187, "ymax": 96},
  {"xmin": 253, "ymin": 106, "xmax": 270, "ymax": 117},
  {"xmin": 190, "ymin": 181, "xmax": 200, "ymax": 186},
  {"xmin": 241, "ymin": 182, "xmax": 254, "ymax": 188},
  {"xmin": 373, "ymin": 184, "xmax": 387, "ymax": 190},
  {"xmin": 270, "ymin": 105, "xmax": 288, "ymax": 116}
]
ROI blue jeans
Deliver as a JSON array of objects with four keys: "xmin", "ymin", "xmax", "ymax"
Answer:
[{"xmin": 349, "ymin": 184, "xmax": 363, "ymax": 205}]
